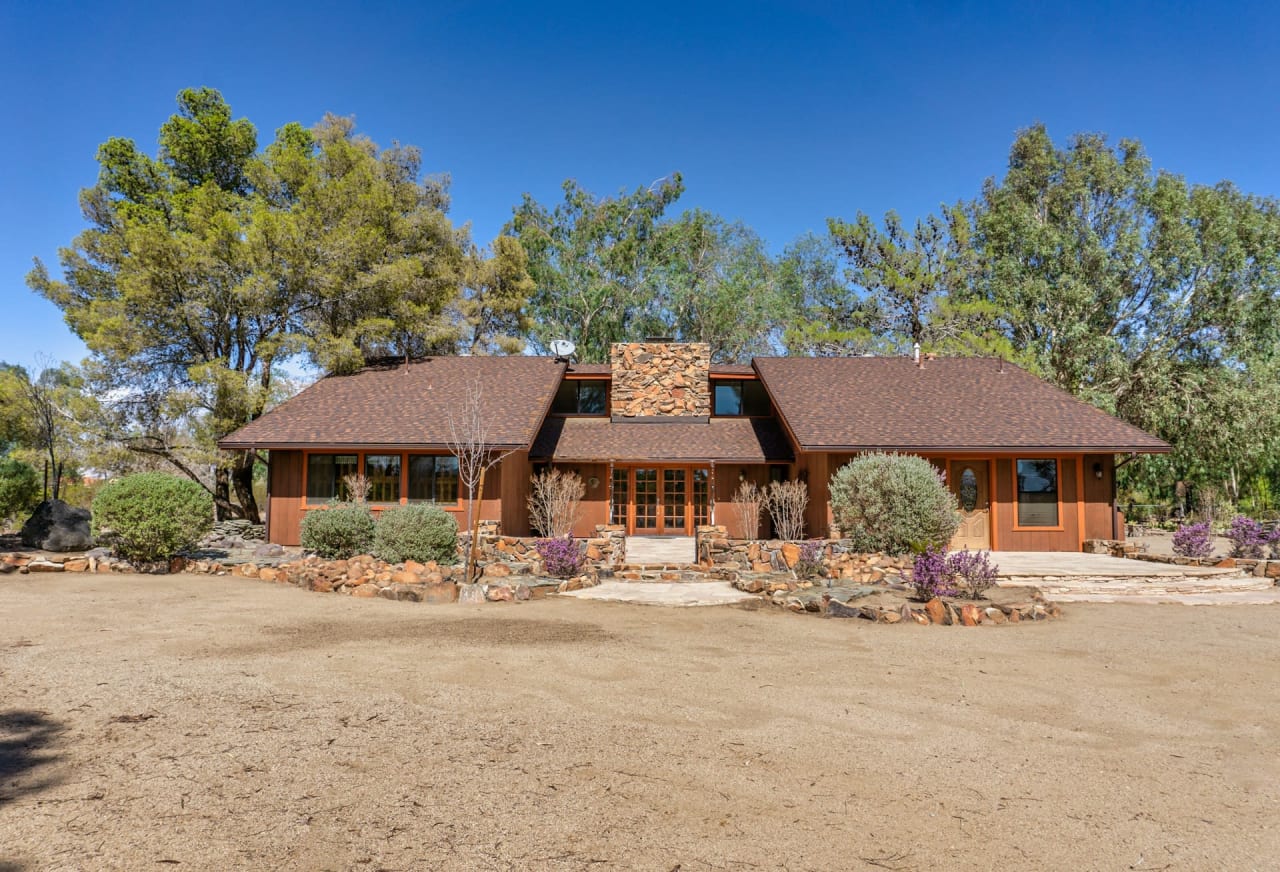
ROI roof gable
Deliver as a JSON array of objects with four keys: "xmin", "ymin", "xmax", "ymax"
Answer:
[
  {"xmin": 752, "ymin": 357, "xmax": 1169, "ymax": 453},
  {"xmin": 219, "ymin": 356, "xmax": 566, "ymax": 450}
]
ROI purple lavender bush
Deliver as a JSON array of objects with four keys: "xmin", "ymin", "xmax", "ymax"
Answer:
[
  {"xmin": 1225, "ymin": 515, "xmax": 1268, "ymax": 558},
  {"xmin": 794, "ymin": 540, "xmax": 825, "ymax": 579},
  {"xmin": 537, "ymin": 536, "xmax": 584, "ymax": 578},
  {"xmin": 910, "ymin": 546, "xmax": 958, "ymax": 600},
  {"xmin": 948, "ymin": 548, "xmax": 998, "ymax": 600},
  {"xmin": 1171, "ymin": 521, "xmax": 1214, "ymax": 560}
]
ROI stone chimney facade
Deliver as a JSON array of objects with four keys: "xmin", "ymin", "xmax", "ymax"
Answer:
[{"xmin": 610, "ymin": 342, "xmax": 711, "ymax": 419}]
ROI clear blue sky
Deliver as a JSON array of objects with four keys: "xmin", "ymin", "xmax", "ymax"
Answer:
[{"xmin": 3, "ymin": 0, "xmax": 1277, "ymax": 367}]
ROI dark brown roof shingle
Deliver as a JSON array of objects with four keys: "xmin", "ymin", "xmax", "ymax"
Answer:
[
  {"xmin": 219, "ymin": 357, "xmax": 566, "ymax": 450},
  {"xmin": 752, "ymin": 357, "xmax": 1169, "ymax": 453},
  {"xmin": 530, "ymin": 417, "xmax": 793, "ymax": 463}
]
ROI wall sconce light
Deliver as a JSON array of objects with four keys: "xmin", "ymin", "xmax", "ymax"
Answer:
[
  {"xmin": 1093, "ymin": 462, "xmax": 1104, "ymax": 480},
  {"xmin": 738, "ymin": 469, "xmax": 746, "ymax": 482},
  {"xmin": 587, "ymin": 476, "xmax": 600, "ymax": 489}
]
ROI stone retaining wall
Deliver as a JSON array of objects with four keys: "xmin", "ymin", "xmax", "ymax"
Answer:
[
  {"xmin": 1085, "ymin": 538, "xmax": 1280, "ymax": 579},
  {"xmin": 696, "ymin": 525, "xmax": 913, "ymax": 582},
  {"xmin": 480, "ymin": 524, "xmax": 626, "ymax": 571}
]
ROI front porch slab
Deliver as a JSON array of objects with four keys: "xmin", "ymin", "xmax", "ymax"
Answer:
[{"xmin": 560, "ymin": 579, "xmax": 757, "ymax": 607}]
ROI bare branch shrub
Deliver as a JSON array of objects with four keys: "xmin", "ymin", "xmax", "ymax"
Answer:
[
  {"xmin": 764, "ymin": 479, "xmax": 808, "ymax": 541},
  {"xmin": 732, "ymin": 479, "xmax": 764, "ymax": 540},
  {"xmin": 342, "ymin": 473, "xmax": 371, "ymax": 505},
  {"xmin": 445, "ymin": 378, "xmax": 519, "ymax": 582},
  {"xmin": 528, "ymin": 468, "xmax": 585, "ymax": 538}
]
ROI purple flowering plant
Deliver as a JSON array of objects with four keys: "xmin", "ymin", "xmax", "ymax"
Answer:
[
  {"xmin": 794, "ymin": 540, "xmax": 825, "ymax": 579},
  {"xmin": 537, "ymin": 536, "xmax": 584, "ymax": 578},
  {"xmin": 1171, "ymin": 521, "xmax": 1214, "ymax": 560},
  {"xmin": 949, "ymin": 548, "xmax": 998, "ymax": 599},
  {"xmin": 1225, "ymin": 515, "xmax": 1269, "ymax": 559},
  {"xmin": 910, "ymin": 546, "xmax": 958, "ymax": 601}
]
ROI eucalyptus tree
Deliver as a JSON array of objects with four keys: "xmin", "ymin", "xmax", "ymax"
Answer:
[{"xmin": 508, "ymin": 174, "xmax": 685, "ymax": 362}]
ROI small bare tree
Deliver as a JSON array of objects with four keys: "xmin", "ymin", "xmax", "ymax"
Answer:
[
  {"xmin": 445, "ymin": 378, "xmax": 519, "ymax": 583},
  {"xmin": 732, "ymin": 479, "xmax": 764, "ymax": 540},
  {"xmin": 764, "ymin": 479, "xmax": 808, "ymax": 541},
  {"xmin": 342, "ymin": 473, "xmax": 371, "ymax": 505},
  {"xmin": 527, "ymin": 468, "xmax": 585, "ymax": 538}
]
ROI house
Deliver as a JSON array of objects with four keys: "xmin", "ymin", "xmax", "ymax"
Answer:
[{"xmin": 218, "ymin": 341, "xmax": 1169, "ymax": 551}]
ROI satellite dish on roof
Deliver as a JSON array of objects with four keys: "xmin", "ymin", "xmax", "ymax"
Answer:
[{"xmin": 549, "ymin": 339, "xmax": 576, "ymax": 359}]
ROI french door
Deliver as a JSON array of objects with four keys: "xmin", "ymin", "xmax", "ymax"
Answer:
[{"xmin": 612, "ymin": 466, "xmax": 710, "ymax": 535}]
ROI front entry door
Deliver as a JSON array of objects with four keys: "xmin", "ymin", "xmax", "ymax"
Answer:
[
  {"xmin": 949, "ymin": 460, "xmax": 991, "ymax": 550},
  {"xmin": 615, "ymin": 466, "xmax": 709, "ymax": 535}
]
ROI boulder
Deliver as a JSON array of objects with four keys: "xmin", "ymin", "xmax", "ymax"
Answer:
[{"xmin": 19, "ymin": 500, "xmax": 94, "ymax": 552}]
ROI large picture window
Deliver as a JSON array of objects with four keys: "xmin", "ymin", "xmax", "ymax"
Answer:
[
  {"xmin": 552, "ymin": 380, "xmax": 608, "ymax": 415},
  {"xmin": 712, "ymin": 380, "xmax": 770, "ymax": 416},
  {"xmin": 306, "ymin": 454, "xmax": 358, "ymax": 503},
  {"xmin": 1016, "ymin": 459, "xmax": 1059, "ymax": 527},
  {"xmin": 364, "ymin": 454, "xmax": 401, "ymax": 503},
  {"xmin": 408, "ymin": 455, "xmax": 460, "ymax": 504}
]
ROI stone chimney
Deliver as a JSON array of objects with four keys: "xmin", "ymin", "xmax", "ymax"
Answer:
[{"xmin": 610, "ymin": 342, "xmax": 711, "ymax": 419}]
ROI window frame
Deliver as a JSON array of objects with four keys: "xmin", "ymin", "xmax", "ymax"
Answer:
[
  {"xmin": 302, "ymin": 450, "xmax": 463, "ymax": 508},
  {"xmin": 1012, "ymin": 457, "xmax": 1065, "ymax": 531},
  {"xmin": 711, "ymin": 379, "xmax": 771, "ymax": 417},
  {"xmin": 551, "ymin": 378, "xmax": 610, "ymax": 416}
]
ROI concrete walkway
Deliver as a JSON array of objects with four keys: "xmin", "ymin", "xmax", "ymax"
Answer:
[
  {"xmin": 560, "ymin": 580, "xmax": 757, "ymax": 607},
  {"xmin": 992, "ymin": 551, "xmax": 1238, "ymax": 577},
  {"xmin": 992, "ymin": 550, "xmax": 1274, "ymax": 602},
  {"xmin": 625, "ymin": 536, "xmax": 696, "ymax": 565}
]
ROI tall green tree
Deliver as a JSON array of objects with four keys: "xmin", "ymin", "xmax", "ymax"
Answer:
[
  {"xmin": 973, "ymin": 124, "xmax": 1280, "ymax": 498},
  {"xmin": 643, "ymin": 209, "xmax": 782, "ymax": 362},
  {"xmin": 508, "ymin": 174, "xmax": 685, "ymax": 362},
  {"xmin": 28, "ymin": 88, "xmax": 474, "ymax": 520},
  {"xmin": 458, "ymin": 235, "xmax": 535, "ymax": 355}
]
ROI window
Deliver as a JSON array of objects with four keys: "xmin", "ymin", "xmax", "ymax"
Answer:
[
  {"xmin": 552, "ymin": 379, "xmax": 608, "ymax": 415},
  {"xmin": 1016, "ymin": 459, "xmax": 1059, "ymax": 527},
  {"xmin": 408, "ymin": 455, "xmax": 460, "ymax": 504},
  {"xmin": 364, "ymin": 454, "xmax": 401, "ymax": 503},
  {"xmin": 306, "ymin": 454, "xmax": 358, "ymax": 503},
  {"xmin": 712, "ymin": 380, "xmax": 770, "ymax": 416}
]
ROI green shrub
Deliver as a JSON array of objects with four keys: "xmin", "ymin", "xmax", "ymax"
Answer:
[
  {"xmin": 373, "ymin": 504, "xmax": 458, "ymax": 564},
  {"xmin": 0, "ymin": 457, "xmax": 41, "ymax": 528},
  {"xmin": 829, "ymin": 453, "xmax": 960, "ymax": 555},
  {"xmin": 300, "ymin": 502, "xmax": 376, "ymax": 559},
  {"xmin": 92, "ymin": 472, "xmax": 214, "ymax": 563}
]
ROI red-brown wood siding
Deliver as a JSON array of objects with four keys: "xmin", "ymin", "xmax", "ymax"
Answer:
[
  {"xmin": 268, "ymin": 450, "xmax": 304, "ymax": 546},
  {"xmin": 993, "ymin": 457, "xmax": 1081, "ymax": 551}
]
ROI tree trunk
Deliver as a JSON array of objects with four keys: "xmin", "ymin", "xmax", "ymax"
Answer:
[
  {"xmin": 231, "ymin": 452, "xmax": 260, "ymax": 524},
  {"xmin": 214, "ymin": 467, "xmax": 232, "ymax": 521}
]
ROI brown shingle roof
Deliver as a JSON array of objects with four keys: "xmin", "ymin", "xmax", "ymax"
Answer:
[
  {"xmin": 219, "ymin": 357, "xmax": 565, "ymax": 450},
  {"xmin": 753, "ymin": 357, "xmax": 1169, "ymax": 453},
  {"xmin": 565, "ymin": 363, "xmax": 612, "ymax": 375},
  {"xmin": 531, "ymin": 417, "xmax": 793, "ymax": 463}
]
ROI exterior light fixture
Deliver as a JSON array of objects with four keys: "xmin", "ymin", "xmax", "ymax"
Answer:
[{"xmin": 1093, "ymin": 462, "xmax": 1104, "ymax": 480}]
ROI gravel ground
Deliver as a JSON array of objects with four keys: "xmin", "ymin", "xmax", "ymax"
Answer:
[{"xmin": 2, "ymin": 574, "xmax": 1278, "ymax": 871}]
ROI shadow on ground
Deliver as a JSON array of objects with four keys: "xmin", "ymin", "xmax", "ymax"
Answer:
[{"xmin": 0, "ymin": 709, "xmax": 66, "ymax": 808}]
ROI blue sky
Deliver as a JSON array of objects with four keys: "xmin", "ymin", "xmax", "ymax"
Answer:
[{"xmin": 3, "ymin": 0, "xmax": 1277, "ymax": 367}]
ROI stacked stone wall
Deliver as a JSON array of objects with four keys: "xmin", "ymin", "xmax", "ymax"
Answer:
[{"xmin": 610, "ymin": 342, "xmax": 711, "ymax": 418}]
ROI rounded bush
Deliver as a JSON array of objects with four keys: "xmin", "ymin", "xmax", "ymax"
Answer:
[
  {"xmin": 0, "ymin": 457, "xmax": 41, "ymax": 527},
  {"xmin": 829, "ymin": 453, "xmax": 960, "ymax": 555},
  {"xmin": 92, "ymin": 472, "xmax": 214, "ymax": 564},
  {"xmin": 372, "ymin": 503, "xmax": 457, "ymax": 564},
  {"xmin": 300, "ymin": 503, "xmax": 376, "ymax": 559}
]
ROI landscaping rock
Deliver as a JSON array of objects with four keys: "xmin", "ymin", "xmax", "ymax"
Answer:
[
  {"xmin": 458, "ymin": 583, "xmax": 487, "ymax": 604},
  {"xmin": 20, "ymin": 500, "xmax": 94, "ymax": 552},
  {"xmin": 422, "ymin": 581, "xmax": 459, "ymax": 604}
]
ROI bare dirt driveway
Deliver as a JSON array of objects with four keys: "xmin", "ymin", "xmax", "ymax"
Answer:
[{"xmin": 2, "ymin": 575, "xmax": 1278, "ymax": 871}]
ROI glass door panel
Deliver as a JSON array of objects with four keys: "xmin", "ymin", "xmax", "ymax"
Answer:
[
  {"xmin": 634, "ymin": 469, "xmax": 659, "ymax": 531},
  {"xmin": 692, "ymin": 469, "xmax": 710, "ymax": 528},
  {"xmin": 663, "ymin": 469, "xmax": 687, "ymax": 532},
  {"xmin": 611, "ymin": 467, "xmax": 630, "ymax": 527}
]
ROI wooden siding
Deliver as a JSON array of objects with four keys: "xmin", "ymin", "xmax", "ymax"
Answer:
[
  {"xmin": 268, "ymin": 450, "xmax": 304, "ymax": 546},
  {"xmin": 1082, "ymin": 453, "xmax": 1116, "ymax": 540}
]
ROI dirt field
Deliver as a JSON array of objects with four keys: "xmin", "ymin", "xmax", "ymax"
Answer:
[{"xmin": 3, "ymin": 575, "xmax": 1278, "ymax": 871}]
